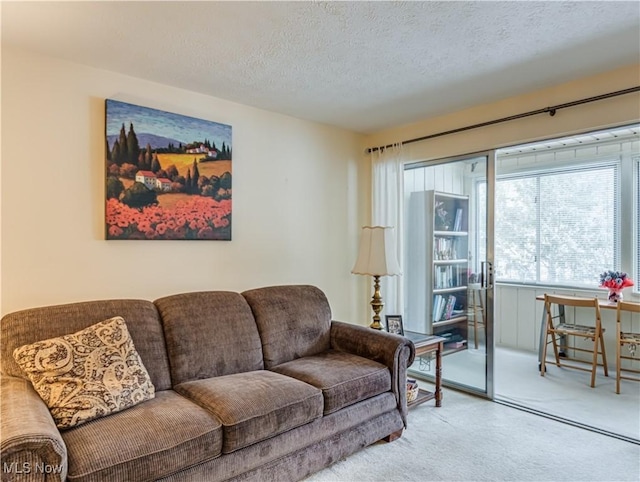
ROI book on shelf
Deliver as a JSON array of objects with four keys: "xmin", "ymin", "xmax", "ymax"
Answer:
[
  {"xmin": 444, "ymin": 295, "xmax": 456, "ymax": 320},
  {"xmin": 432, "ymin": 295, "xmax": 442, "ymax": 322},
  {"xmin": 432, "ymin": 295, "xmax": 446, "ymax": 322},
  {"xmin": 453, "ymin": 208, "xmax": 463, "ymax": 231}
]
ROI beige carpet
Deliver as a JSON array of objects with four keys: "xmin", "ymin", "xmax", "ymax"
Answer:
[
  {"xmin": 494, "ymin": 347, "xmax": 640, "ymax": 442},
  {"xmin": 407, "ymin": 345, "xmax": 640, "ymax": 442},
  {"xmin": 305, "ymin": 386, "xmax": 640, "ymax": 482}
]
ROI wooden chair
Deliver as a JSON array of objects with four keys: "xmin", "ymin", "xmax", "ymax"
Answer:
[
  {"xmin": 541, "ymin": 294, "xmax": 607, "ymax": 388},
  {"xmin": 615, "ymin": 300, "xmax": 640, "ymax": 394},
  {"xmin": 467, "ymin": 287, "xmax": 485, "ymax": 349}
]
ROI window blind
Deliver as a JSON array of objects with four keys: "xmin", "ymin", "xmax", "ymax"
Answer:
[{"xmin": 493, "ymin": 162, "xmax": 619, "ymax": 287}]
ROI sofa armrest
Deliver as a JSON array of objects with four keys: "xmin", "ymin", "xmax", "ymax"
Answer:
[
  {"xmin": 330, "ymin": 321, "xmax": 415, "ymax": 427},
  {"xmin": 1, "ymin": 376, "xmax": 67, "ymax": 482}
]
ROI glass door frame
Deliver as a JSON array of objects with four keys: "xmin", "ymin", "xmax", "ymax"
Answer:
[
  {"xmin": 404, "ymin": 149, "xmax": 496, "ymax": 400},
  {"xmin": 485, "ymin": 149, "xmax": 496, "ymax": 401}
]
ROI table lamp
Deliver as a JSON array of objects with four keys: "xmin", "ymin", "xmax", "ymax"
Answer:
[{"xmin": 352, "ymin": 226, "xmax": 402, "ymax": 329}]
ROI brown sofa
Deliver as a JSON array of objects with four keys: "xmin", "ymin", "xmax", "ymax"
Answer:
[{"xmin": 1, "ymin": 285, "xmax": 415, "ymax": 482}]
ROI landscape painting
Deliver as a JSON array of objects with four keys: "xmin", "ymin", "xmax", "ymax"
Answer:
[{"xmin": 105, "ymin": 99, "xmax": 232, "ymax": 240}]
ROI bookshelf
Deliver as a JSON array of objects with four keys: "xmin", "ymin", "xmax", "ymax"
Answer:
[{"xmin": 405, "ymin": 190, "xmax": 469, "ymax": 354}]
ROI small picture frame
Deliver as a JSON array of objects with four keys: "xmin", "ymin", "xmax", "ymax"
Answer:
[{"xmin": 385, "ymin": 315, "xmax": 404, "ymax": 335}]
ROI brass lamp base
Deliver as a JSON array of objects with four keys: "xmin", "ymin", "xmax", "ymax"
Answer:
[{"xmin": 369, "ymin": 275, "xmax": 384, "ymax": 330}]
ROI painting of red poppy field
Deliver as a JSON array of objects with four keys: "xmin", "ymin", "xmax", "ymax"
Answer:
[{"xmin": 105, "ymin": 99, "xmax": 232, "ymax": 240}]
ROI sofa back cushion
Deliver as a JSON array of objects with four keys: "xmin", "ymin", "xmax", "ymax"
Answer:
[
  {"xmin": 154, "ymin": 291, "xmax": 264, "ymax": 384},
  {"xmin": 0, "ymin": 300, "xmax": 172, "ymax": 391},
  {"xmin": 242, "ymin": 285, "xmax": 331, "ymax": 368}
]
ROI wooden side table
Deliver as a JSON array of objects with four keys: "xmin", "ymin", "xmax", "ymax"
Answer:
[{"xmin": 404, "ymin": 331, "xmax": 445, "ymax": 408}]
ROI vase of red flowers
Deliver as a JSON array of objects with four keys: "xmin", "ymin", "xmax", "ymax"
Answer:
[{"xmin": 599, "ymin": 270, "xmax": 634, "ymax": 302}]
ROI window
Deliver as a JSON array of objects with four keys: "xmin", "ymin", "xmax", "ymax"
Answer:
[
  {"xmin": 479, "ymin": 124, "xmax": 640, "ymax": 289},
  {"xmin": 491, "ymin": 164, "xmax": 618, "ymax": 287}
]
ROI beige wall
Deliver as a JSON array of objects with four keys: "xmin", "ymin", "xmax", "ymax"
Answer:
[
  {"xmin": 364, "ymin": 64, "xmax": 640, "ymax": 163},
  {"xmin": 2, "ymin": 47, "xmax": 637, "ymax": 326},
  {"xmin": 1, "ymin": 48, "xmax": 368, "ymax": 322}
]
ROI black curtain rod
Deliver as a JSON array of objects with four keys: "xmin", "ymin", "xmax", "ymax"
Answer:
[{"xmin": 367, "ymin": 86, "xmax": 640, "ymax": 154}]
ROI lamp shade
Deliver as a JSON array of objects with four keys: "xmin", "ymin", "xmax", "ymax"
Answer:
[{"xmin": 351, "ymin": 226, "xmax": 401, "ymax": 276}]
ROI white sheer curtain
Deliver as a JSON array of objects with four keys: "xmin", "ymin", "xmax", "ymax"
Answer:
[{"xmin": 371, "ymin": 143, "xmax": 405, "ymax": 317}]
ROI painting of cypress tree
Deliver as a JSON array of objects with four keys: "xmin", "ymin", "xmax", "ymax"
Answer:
[{"xmin": 105, "ymin": 99, "xmax": 232, "ymax": 240}]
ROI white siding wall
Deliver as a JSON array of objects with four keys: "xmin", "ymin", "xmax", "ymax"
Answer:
[{"xmin": 404, "ymin": 162, "xmax": 466, "ymax": 197}]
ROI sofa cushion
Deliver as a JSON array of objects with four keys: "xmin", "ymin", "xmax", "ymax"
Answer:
[
  {"xmin": 242, "ymin": 285, "xmax": 332, "ymax": 368},
  {"xmin": 1, "ymin": 299, "xmax": 172, "ymax": 391},
  {"xmin": 13, "ymin": 316, "xmax": 155, "ymax": 429},
  {"xmin": 155, "ymin": 291, "xmax": 264, "ymax": 384},
  {"xmin": 270, "ymin": 350, "xmax": 391, "ymax": 414},
  {"xmin": 176, "ymin": 370, "xmax": 323, "ymax": 454},
  {"xmin": 61, "ymin": 390, "xmax": 222, "ymax": 482}
]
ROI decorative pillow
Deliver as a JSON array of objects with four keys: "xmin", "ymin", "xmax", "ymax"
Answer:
[{"xmin": 13, "ymin": 316, "xmax": 155, "ymax": 429}]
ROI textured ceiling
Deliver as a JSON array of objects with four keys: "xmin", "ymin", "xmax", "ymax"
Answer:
[{"xmin": 2, "ymin": 1, "xmax": 639, "ymax": 133}]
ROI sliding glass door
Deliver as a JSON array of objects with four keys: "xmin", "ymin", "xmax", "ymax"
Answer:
[{"xmin": 404, "ymin": 152, "xmax": 495, "ymax": 397}]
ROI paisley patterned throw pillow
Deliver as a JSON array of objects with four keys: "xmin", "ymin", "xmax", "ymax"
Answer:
[{"xmin": 13, "ymin": 316, "xmax": 155, "ymax": 429}]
